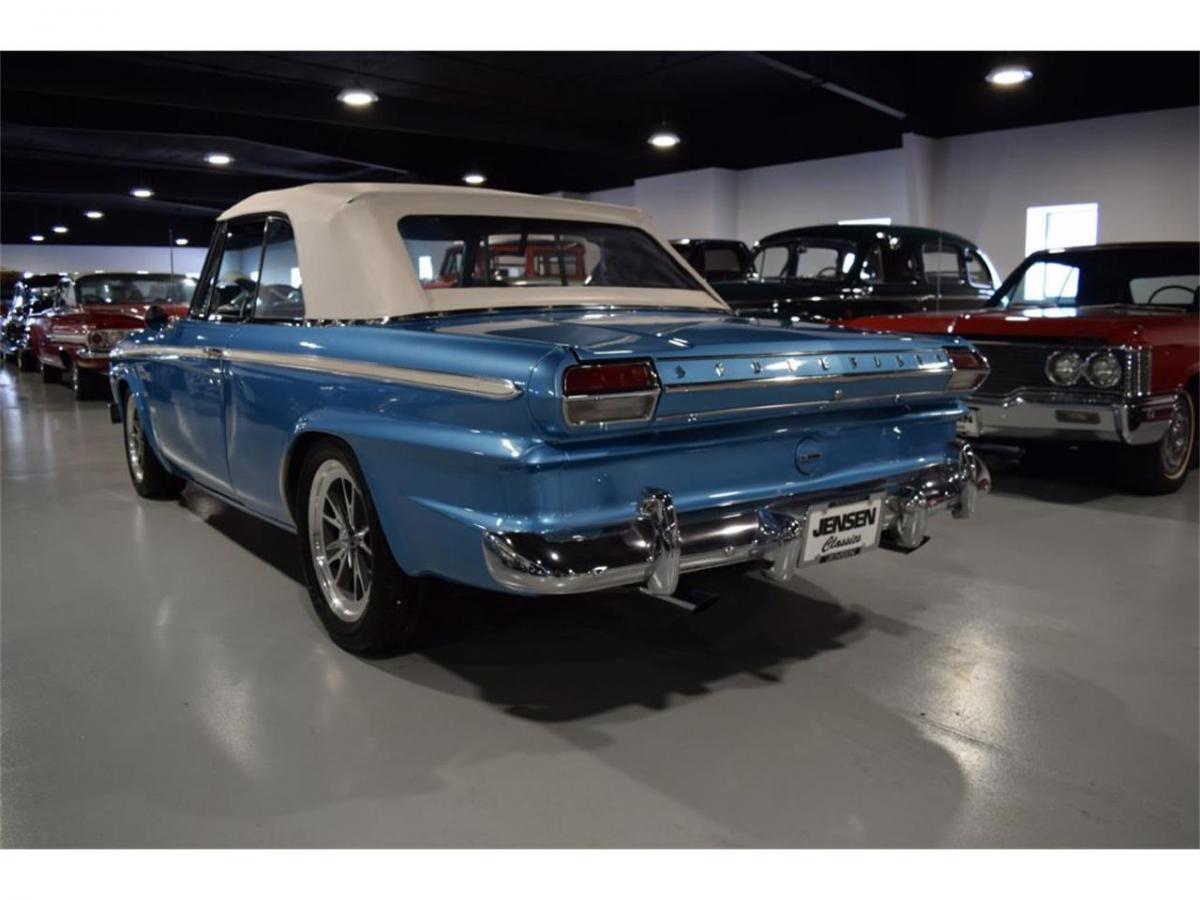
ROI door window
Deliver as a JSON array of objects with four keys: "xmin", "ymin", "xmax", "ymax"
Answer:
[
  {"xmin": 199, "ymin": 219, "xmax": 266, "ymax": 321},
  {"xmin": 754, "ymin": 245, "xmax": 791, "ymax": 280},
  {"xmin": 922, "ymin": 244, "xmax": 965, "ymax": 286},
  {"xmin": 254, "ymin": 218, "xmax": 305, "ymax": 321}
]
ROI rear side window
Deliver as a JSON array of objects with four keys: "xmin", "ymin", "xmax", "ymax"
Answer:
[
  {"xmin": 965, "ymin": 249, "xmax": 993, "ymax": 289},
  {"xmin": 701, "ymin": 247, "xmax": 743, "ymax": 278},
  {"xmin": 255, "ymin": 218, "xmax": 305, "ymax": 321}
]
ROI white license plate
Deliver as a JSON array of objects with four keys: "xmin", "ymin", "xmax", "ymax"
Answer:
[
  {"xmin": 957, "ymin": 407, "xmax": 982, "ymax": 437},
  {"xmin": 802, "ymin": 497, "xmax": 883, "ymax": 564}
]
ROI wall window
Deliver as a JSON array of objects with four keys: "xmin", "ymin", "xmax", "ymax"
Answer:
[
  {"xmin": 1023, "ymin": 203, "xmax": 1099, "ymax": 301},
  {"xmin": 255, "ymin": 218, "xmax": 305, "ymax": 321}
]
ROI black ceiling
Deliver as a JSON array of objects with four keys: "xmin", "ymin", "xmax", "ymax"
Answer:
[{"xmin": 3, "ymin": 50, "xmax": 1197, "ymax": 246}]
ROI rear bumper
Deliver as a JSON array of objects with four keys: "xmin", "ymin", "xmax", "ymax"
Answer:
[
  {"xmin": 482, "ymin": 443, "xmax": 990, "ymax": 596},
  {"xmin": 958, "ymin": 391, "xmax": 1176, "ymax": 446}
]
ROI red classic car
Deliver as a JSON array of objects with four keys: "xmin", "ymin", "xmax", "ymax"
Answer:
[
  {"xmin": 426, "ymin": 238, "xmax": 588, "ymax": 288},
  {"xmin": 847, "ymin": 242, "xmax": 1199, "ymax": 494},
  {"xmin": 30, "ymin": 272, "xmax": 194, "ymax": 399}
]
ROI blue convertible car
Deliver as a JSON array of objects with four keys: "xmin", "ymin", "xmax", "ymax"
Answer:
[{"xmin": 109, "ymin": 183, "xmax": 991, "ymax": 653}]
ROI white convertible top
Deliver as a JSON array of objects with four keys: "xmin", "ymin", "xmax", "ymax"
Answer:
[{"xmin": 219, "ymin": 183, "xmax": 727, "ymax": 320}]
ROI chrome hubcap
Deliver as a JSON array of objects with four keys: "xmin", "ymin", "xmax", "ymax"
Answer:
[
  {"xmin": 307, "ymin": 460, "xmax": 373, "ymax": 622},
  {"xmin": 1160, "ymin": 394, "xmax": 1194, "ymax": 477},
  {"xmin": 125, "ymin": 395, "xmax": 145, "ymax": 484}
]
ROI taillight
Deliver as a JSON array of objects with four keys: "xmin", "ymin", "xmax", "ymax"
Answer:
[
  {"xmin": 945, "ymin": 346, "xmax": 989, "ymax": 392},
  {"xmin": 562, "ymin": 361, "xmax": 661, "ymax": 425}
]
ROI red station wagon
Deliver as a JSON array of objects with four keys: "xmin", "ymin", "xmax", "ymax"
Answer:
[{"xmin": 848, "ymin": 242, "xmax": 1199, "ymax": 494}]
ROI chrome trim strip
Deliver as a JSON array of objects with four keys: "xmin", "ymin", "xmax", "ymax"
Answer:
[
  {"xmin": 110, "ymin": 345, "xmax": 522, "ymax": 399},
  {"xmin": 656, "ymin": 389, "xmax": 959, "ymax": 422},
  {"xmin": 663, "ymin": 366, "xmax": 951, "ymax": 394}
]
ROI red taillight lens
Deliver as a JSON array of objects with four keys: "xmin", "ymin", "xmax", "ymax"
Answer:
[
  {"xmin": 946, "ymin": 346, "xmax": 989, "ymax": 392},
  {"xmin": 562, "ymin": 361, "xmax": 660, "ymax": 425},
  {"xmin": 563, "ymin": 361, "xmax": 657, "ymax": 396}
]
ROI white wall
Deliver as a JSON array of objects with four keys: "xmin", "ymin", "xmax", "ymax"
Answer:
[
  {"xmin": 0, "ymin": 244, "xmax": 209, "ymax": 277},
  {"xmin": 734, "ymin": 149, "xmax": 909, "ymax": 244},
  {"xmin": 582, "ymin": 106, "xmax": 1200, "ymax": 275},
  {"xmin": 932, "ymin": 107, "xmax": 1200, "ymax": 273}
]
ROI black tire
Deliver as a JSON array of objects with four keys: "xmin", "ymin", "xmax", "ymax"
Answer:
[
  {"xmin": 18, "ymin": 349, "xmax": 38, "ymax": 372},
  {"xmin": 40, "ymin": 358, "xmax": 62, "ymax": 383},
  {"xmin": 122, "ymin": 389, "xmax": 184, "ymax": 499},
  {"xmin": 70, "ymin": 361, "xmax": 104, "ymax": 400},
  {"xmin": 1122, "ymin": 391, "xmax": 1196, "ymax": 495},
  {"xmin": 295, "ymin": 439, "xmax": 426, "ymax": 655}
]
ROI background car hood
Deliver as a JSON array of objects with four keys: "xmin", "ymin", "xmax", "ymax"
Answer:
[
  {"xmin": 848, "ymin": 304, "xmax": 1197, "ymax": 343},
  {"xmin": 420, "ymin": 308, "xmax": 953, "ymax": 360}
]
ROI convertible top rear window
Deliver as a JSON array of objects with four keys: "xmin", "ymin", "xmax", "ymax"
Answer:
[{"xmin": 399, "ymin": 215, "xmax": 702, "ymax": 291}]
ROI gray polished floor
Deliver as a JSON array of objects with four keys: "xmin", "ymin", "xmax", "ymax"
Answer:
[{"xmin": 2, "ymin": 364, "xmax": 1197, "ymax": 848}]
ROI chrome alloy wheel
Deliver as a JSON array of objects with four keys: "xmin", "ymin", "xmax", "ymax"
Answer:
[
  {"xmin": 125, "ymin": 393, "xmax": 145, "ymax": 484},
  {"xmin": 307, "ymin": 459, "xmax": 374, "ymax": 623},
  {"xmin": 1160, "ymin": 393, "xmax": 1195, "ymax": 477}
]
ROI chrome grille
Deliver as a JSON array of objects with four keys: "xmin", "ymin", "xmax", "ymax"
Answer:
[{"xmin": 967, "ymin": 339, "xmax": 1116, "ymax": 399}]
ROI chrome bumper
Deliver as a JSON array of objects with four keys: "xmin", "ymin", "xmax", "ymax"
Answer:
[
  {"xmin": 958, "ymin": 391, "xmax": 1177, "ymax": 446},
  {"xmin": 482, "ymin": 444, "xmax": 991, "ymax": 597}
]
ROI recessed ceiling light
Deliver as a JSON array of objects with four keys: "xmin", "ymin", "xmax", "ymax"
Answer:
[
  {"xmin": 462, "ymin": 172, "xmax": 487, "ymax": 186},
  {"xmin": 205, "ymin": 152, "xmax": 233, "ymax": 166},
  {"xmin": 986, "ymin": 66, "xmax": 1033, "ymax": 86},
  {"xmin": 131, "ymin": 187, "xmax": 154, "ymax": 198},
  {"xmin": 174, "ymin": 238, "xmax": 189, "ymax": 246},
  {"xmin": 84, "ymin": 210, "xmax": 105, "ymax": 219},
  {"xmin": 52, "ymin": 225, "xmax": 69, "ymax": 234},
  {"xmin": 338, "ymin": 88, "xmax": 378, "ymax": 107},
  {"xmin": 648, "ymin": 129, "xmax": 681, "ymax": 149},
  {"xmin": 30, "ymin": 234, "xmax": 45, "ymax": 242}
]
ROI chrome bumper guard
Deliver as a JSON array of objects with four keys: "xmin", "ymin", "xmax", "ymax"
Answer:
[{"xmin": 482, "ymin": 444, "xmax": 991, "ymax": 597}]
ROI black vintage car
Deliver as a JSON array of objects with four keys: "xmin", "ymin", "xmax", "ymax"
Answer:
[
  {"xmin": 2, "ymin": 274, "xmax": 69, "ymax": 371},
  {"xmin": 714, "ymin": 224, "xmax": 999, "ymax": 323},
  {"xmin": 670, "ymin": 238, "xmax": 754, "ymax": 283}
]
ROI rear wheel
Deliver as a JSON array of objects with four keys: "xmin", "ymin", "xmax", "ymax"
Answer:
[
  {"xmin": 123, "ymin": 390, "xmax": 184, "ymax": 498},
  {"xmin": 40, "ymin": 358, "xmax": 62, "ymax": 383},
  {"xmin": 296, "ymin": 440, "xmax": 425, "ymax": 655},
  {"xmin": 1122, "ymin": 391, "xmax": 1196, "ymax": 494}
]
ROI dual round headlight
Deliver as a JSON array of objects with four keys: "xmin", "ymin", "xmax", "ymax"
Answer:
[{"xmin": 1045, "ymin": 349, "xmax": 1122, "ymax": 389}]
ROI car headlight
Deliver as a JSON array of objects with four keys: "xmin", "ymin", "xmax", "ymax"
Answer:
[
  {"xmin": 1045, "ymin": 350, "xmax": 1083, "ymax": 386},
  {"xmin": 1083, "ymin": 350, "xmax": 1122, "ymax": 389},
  {"xmin": 86, "ymin": 329, "xmax": 137, "ymax": 351}
]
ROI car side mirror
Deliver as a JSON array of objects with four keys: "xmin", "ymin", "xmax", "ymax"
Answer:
[{"xmin": 144, "ymin": 304, "xmax": 169, "ymax": 331}]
